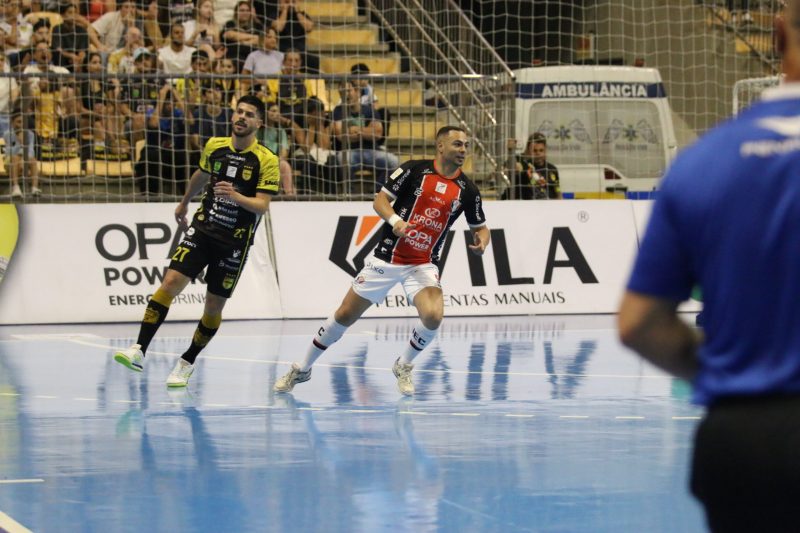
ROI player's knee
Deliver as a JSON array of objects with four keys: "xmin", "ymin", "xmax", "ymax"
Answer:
[{"xmin": 420, "ymin": 310, "xmax": 443, "ymax": 330}]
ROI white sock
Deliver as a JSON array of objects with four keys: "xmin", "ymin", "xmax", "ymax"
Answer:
[
  {"xmin": 399, "ymin": 321, "xmax": 438, "ymax": 364},
  {"xmin": 299, "ymin": 316, "xmax": 348, "ymax": 371}
]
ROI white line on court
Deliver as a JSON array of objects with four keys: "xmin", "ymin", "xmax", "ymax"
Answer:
[
  {"xmin": 32, "ymin": 395, "xmax": 57, "ymax": 399},
  {"xmin": 0, "ymin": 334, "xmax": 673, "ymax": 380},
  {"xmin": 505, "ymin": 414, "xmax": 535, "ymax": 418},
  {"xmin": 559, "ymin": 415, "xmax": 590, "ymax": 419},
  {"xmin": 0, "ymin": 511, "xmax": 35, "ymax": 533},
  {"xmin": 449, "ymin": 413, "xmax": 480, "ymax": 417},
  {"xmin": 0, "ymin": 479, "xmax": 44, "ymax": 484}
]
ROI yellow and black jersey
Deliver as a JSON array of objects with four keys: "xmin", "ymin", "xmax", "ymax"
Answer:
[{"xmin": 192, "ymin": 136, "xmax": 280, "ymax": 245}]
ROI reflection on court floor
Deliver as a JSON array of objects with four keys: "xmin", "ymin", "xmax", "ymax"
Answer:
[{"xmin": 0, "ymin": 316, "xmax": 705, "ymax": 532}]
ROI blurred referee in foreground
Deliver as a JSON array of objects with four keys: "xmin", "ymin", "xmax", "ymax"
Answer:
[{"xmin": 619, "ymin": 3, "xmax": 800, "ymax": 531}]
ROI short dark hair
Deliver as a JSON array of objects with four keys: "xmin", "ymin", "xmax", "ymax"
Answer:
[
  {"xmin": 191, "ymin": 49, "xmax": 209, "ymax": 63},
  {"xmin": 436, "ymin": 125, "xmax": 466, "ymax": 140},
  {"xmin": 528, "ymin": 132, "xmax": 547, "ymax": 145},
  {"xmin": 237, "ymin": 94, "xmax": 265, "ymax": 121},
  {"xmin": 33, "ymin": 18, "xmax": 51, "ymax": 31},
  {"xmin": 350, "ymin": 63, "xmax": 370, "ymax": 74}
]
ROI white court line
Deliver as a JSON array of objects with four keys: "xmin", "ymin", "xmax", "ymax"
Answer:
[
  {"xmin": 398, "ymin": 411, "xmax": 428, "ymax": 415},
  {"xmin": 559, "ymin": 415, "xmax": 590, "ymax": 419},
  {"xmin": 505, "ymin": 414, "xmax": 535, "ymax": 418},
  {"xmin": 73, "ymin": 398, "xmax": 97, "ymax": 402},
  {"xmin": 32, "ymin": 395, "xmax": 57, "ymax": 399},
  {"xmin": 56, "ymin": 336, "xmax": 673, "ymax": 381},
  {"xmin": 113, "ymin": 400, "xmax": 140, "ymax": 404},
  {"xmin": 616, "ymin": 416, "xmax": 645, "ymax": 420},
  {"xmin": 0, "ymin": 511, "xmax": 35, "ymax": 533},
  {"xmin": 205, "ymin": 403, "xmax": 230, "ymax": 408},
  {"xmin": 0, "ymin": 393, "xmax": 20, "ymax": 397},
  {"xmin": 672, "ymin": 416, "xmax": 702, "ymax": 420},
  {"xmin": 344, "ymin": 409, "xmax": 382, "ymax": 414},
  {"xmin": 0, "ymin": 479, "xmax": 44, "ymax": 484},
  {"xmin": 449, "ymin": 413, "xmax": 480, "ymax": 417}
]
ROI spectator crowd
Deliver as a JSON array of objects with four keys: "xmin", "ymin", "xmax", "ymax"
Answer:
[{"xmin": 0, "ymin": 0, "xmax": 397, "ymax": 198}]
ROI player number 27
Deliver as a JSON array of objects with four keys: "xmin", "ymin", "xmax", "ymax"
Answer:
[{"xmin": 172, "ymin": 246, "xmax": 191, "ymax": 262}]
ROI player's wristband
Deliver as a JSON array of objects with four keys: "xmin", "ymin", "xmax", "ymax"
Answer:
[{"xmin": 388, "ymin": 214, "xmax": 402, "ymax": 227}]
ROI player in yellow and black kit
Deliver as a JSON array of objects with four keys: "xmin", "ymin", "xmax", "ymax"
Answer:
[{"xmin": 114, "ymin": 95, "xmax": 279, "ymax": 388}]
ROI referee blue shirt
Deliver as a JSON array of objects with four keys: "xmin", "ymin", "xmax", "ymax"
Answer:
[{"xmin": 628, "ymin": 84, "xmax": 800, "ymax": 405}]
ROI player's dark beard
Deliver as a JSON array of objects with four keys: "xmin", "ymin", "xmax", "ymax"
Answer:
[{"xmin": 232, "ymin": 123, "xmax": 250, "ymax": 137}]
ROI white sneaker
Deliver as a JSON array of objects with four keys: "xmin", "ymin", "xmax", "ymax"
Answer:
[
  {"xmin": 31, "ymin": 187, "xmax": 42, "ymax": 197},
  {"xmin": 274, "ymin": 363, "xmax": 312, "ymax": 393},
  {"xmin": 392, "ymin": 357, "xmax": 415, "ymax": 396},
  {"xmin": 114, "ymin": 344, "xmax": 144, "ymax": 372},
  {"xmin": 10, "ymin": 185, "xmax": 22, "ymax": 198},
  {"xmin": 166, "ymin": 358, "xmax": 194, "ymax": 388}
]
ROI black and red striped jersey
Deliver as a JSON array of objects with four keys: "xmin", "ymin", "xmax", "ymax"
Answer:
[{"xmin": 374, "ymin": 159, "xmax": 487, "ymax": 266}]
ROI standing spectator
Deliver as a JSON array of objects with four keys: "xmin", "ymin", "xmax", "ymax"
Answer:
[
  {"xmin": 617, "ymin": 3, "xmax": 800, "ymax": 530},
  {"xmin": 260, "ymin": 0, "xmax": 318, "ymax": 73},
  {"xmin": 174, "ymin": 49, "xmax": 210, "ymax": 112},
  {"xmin": 158, "ymin": 22, "xmax": 196, "ymax": 74},
  {"xmin": 23, "ymin": 41, "xmax": 70, "ymax": 143},
  {"xmin": 241, "ymin": 26, "xmax": 282, "ymax": 94},
  {"xmin": 136, "ymin": 83, "xmax": 189, "ymax": 195},
  {"xmin": 188, "ymin": 84, "xmax": 229, "ymax": 168},
  {"xmin": 107, "ymin": 25, "xmax": 144, "ymax": 74},
  {"xmin": 502, "ymin": 132, "xmax": 560, "ymax": 200},
  {"xmin": 93, "ymin": 82, "xmax": 129, "ymax": 158},
  {"xmin": 80, "ymin": 51, "xmax": 105, "ymax": 143},
  {"xmin": 51, "ymin": 3, "xmax": 90, "ymax": 72},
  {"xmin": 120, "ymin": 47, "xmax": 159, "ymax": 143},
  {"xmin": 87, "ymin": 0, "xmax": 115, "ymax": 22},
  {"xmin": 0, "ymin": 28, "xmax": 19, "ymax": 139},
  {"xmin": 260, "ymin": 101, "xmax": 294, "ymax": 194},
  {"xmin": 4, "ymin": 111, "xmax": 40, "ymax": 198},
  {"xmin": 91, "ymin": 0, "xmax": 142, "ymax": 53},
  {"xmin": 221, "ymin": 0, "xmax": 259, "ymax": 66},
  {"xmin": 332, "ymin": 80, "xmax": 398, "ymax": 192},
  {"xmin": 295, "ymin": 95, "xmax": 334, "ymax": 193},
  {"xmin": 183, "ymin": 0, "xmax": 222, "ymax": 61},
  {"xmin": 212, "ymin": 56, "xmax": 240, "ymax": 107}
]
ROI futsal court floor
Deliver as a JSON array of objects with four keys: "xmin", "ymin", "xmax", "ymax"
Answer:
[{"xmin": 0, "ymin": 314, "xmax": 706, "ymax": 532}]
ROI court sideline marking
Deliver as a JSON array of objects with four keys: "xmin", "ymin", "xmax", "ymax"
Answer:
[{"xmin": 0, "ymin": 511, "xmax": 35, "ymax": 533}]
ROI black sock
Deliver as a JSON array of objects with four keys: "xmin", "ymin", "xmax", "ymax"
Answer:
[
  {"xmin": 181, "ymin": 314, "xmax": 221, "ymax": 364},
  {"xmin": 136, "ymin": 290, "xmax": 173, "ymax": 354}
]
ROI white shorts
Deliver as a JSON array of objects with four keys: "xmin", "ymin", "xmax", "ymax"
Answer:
[{"xmin": 352, "ymin": 258, "xmax": 441, "ymax": 305}]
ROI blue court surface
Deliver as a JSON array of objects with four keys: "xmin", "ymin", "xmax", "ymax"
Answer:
[{"xmin": 0, "ymin": 315, "xmax": 706, "ymax": 532}]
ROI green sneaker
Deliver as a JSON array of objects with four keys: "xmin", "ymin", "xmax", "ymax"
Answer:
[{"xmin": 114, "ymin": 344, "xmax": 144, "ymax": 372}]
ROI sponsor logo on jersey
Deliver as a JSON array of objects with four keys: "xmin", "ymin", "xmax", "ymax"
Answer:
[
  {"xmin": 222, "ymin": 274, "xmax": 236, "ymax": 289},
  {"xmin": 213, "ymin": 161, "xmax": 222, "ymax": 172},
  {"xmin": 424, "ymin": 207, "xmax": 441, "ymax": 218},
  {"xmin": 410, "ymin": 213, "xmax": 444, "ymax": 232},
  {"xmin": 435, "ymin": 182, "xmax": 448, "ymax": 194},
  {"xmin": 243, "ymin": 166, "xmax": 253, "ymax": 180}
]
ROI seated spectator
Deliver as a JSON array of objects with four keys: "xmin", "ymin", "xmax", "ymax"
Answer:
[
  {"xmin": 213, "ymin": 0, "xmax": 237, "ymax": 32},
  {"xmin": 259, "ymin": 101, "xmax": 294, "ymax": 194},
  {"xmin": 0, "ymin": 0, "xmax": 33, "ymax": 63},
  {"xmin": 332, "ymin": 80, "xmax": 399, "ymax": 192},
  {"xmin": 119, "ymin": 46, "xmax": 159, "ymax": 143},
  {"xmin": 183, "ymin": 0, "xmax": 222, "ymax": 61},
  {"xmin": 294, "ymin": 95, "xmax": 334, "ymax": 194},
  {"xmin": 5, "ymin": 110, "xmax": 40, "ymax": 198},
  {"xmin": 135, "ymin": 83, "xmax": 189, "ymax": 195},
  {"xmin": 351, "ymin": 62, "xmax": 377, "ymax": 107},
  {"xmin": 212, "ymin": 56, "xmax": 240, "ymax": 107},
  {"xmin": 157, "ymin": 22, "xmax": 196, "ymax": 74},
  {"xmin": 107, "ymin": 25, "xmax": 144, "ymax": 74},
  {"xmin": 87, "ymin": 0, "xmax": 115, "ymax": 22},
  {"xmin": 241, "ymin": 26, "xmax": 282, "ymax": 94},
  {"xmin": 0, "ymin": 28, "xmax": 20, "ymax": 138},
  {"xmin": 51, "ymin": 3, "xmax": 90, "ymax": 72},
  {"xmin": 222, "ymin": 0, "xmax": 259, "ymax": 66},
  {"xmin": 260, "ymin": 0, "xmax": 318, "ymax": 73},
  {"xmin": 91, "ymin": 0, "xmax": 143, "ymax": 53},
  {"xmin": 168, "ymin": 0, "xmax": 195, "ymax": 27},
  {"xmin": 502, "ymin": 133, "xmax": 561, "ymax": 200}
]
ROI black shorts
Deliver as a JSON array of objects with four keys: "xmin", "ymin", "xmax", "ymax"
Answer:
[
  {"xmin": 691, "ymin": 395, "xmax": 800, "ymax": 533},
  {"xmin": 168, "ymin": 227, "xmax": 250, "ymax": 298}
]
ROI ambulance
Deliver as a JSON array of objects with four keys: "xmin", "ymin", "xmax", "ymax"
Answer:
[{"xmin": 513, "ymin": 66, "xmax": 679, "ymax": 197}]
